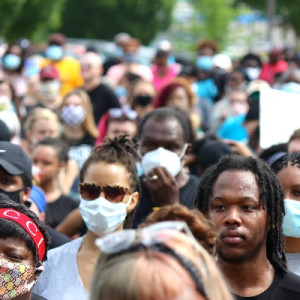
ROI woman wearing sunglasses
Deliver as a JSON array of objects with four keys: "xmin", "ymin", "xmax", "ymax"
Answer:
[
  {"xmin": 33, "ymin": 135, "xmax": 140, "ymax": 300},
  {"xmin": 90, "ymin": 221, "xmax": 233, "ymax": 300}
]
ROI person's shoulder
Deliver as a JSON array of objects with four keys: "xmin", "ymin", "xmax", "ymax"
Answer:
[
  {"xmin": 47, "ymin": 226, "xmax": 71, "ymax": 250},
  {"xmin": 31, "ymin": 293, "xmax": 47, "ymax": 300},
  {"xmin": 97, "ymin": 82, "xmax": 119, "ymax": 97},
  {"xmin": 48, "ymin": 236, "xmax": 82, "ymax": 258},
  {"xmin": 186, "ymin": 173, "xmax": 200, "ymax": 186},
  {"xmin": 62, "ymin": 55, "xmax": 80, "ymax": 64},
  {"xmin": 279, "ymin": 271, "xmax": 300, "ymax": 293},
  {"xmin": 58, "ymin": 194, "xmax": 79, "ymax": 205}
]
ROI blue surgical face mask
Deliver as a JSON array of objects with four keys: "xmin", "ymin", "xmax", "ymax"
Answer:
[
  {"xmin": 45, "ymin": 45, "xmax": 63, "ymax": 61},
  {"xmin": 3, "ymin": 54, "xmax": 21, "ymax": 70},
  {"xmin": 283, "ymin": 199, "xmax": 300, "ymax": 238},
  {"xmin": 115, "ymin": 46, "xmax": 124, "ymax": 58},
  {"xmin": 123, "ymin": 52, "xmax": 136, "ymax": 63}
]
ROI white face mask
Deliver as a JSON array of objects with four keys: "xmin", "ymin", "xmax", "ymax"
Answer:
[
  {"xmin": 230, "ymin": 102, "xmax": 249, "ymax": 116},
  {"xmin": 141, "ymin": 144, "xmax": 188, "ymax": 177},
  {"xmin": 40, "ymin": 80, "xmax": 61, "ymax": 102},
  {"xmin": 0, "ymin": 96, "xmax": 13, "ymax": 111},
  {"xmin": 283, "ymin": 198, "xmax": 300, "ymax": 238},
  {"xmin": 79, "ymin": 196, "xmax": 132, "ymax": 236},
  {"xmin": 245, "ymin": 67, "xmax": 261, "ymax": 80}
]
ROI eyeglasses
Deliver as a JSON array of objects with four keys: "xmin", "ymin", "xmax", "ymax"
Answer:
[
  {"xmin": 96, "ymin": 221, "xmax": 206, "ymax": 296},
  {"xmin": 108, "ymin": 106, "xmax": 138, "ymax": 120},
  {"xmin": 79, "ymin": 183, "xmax": 130, "ymax": 202},
  {"xmin": 96, "ymin": 220, "xmax": 200, "ymax": 253}
]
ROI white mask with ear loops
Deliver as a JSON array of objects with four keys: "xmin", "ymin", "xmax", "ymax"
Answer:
[
  {"xmin": 79, "ymin": 195, "xmax": 132, "ymax": 236},
  {"xmin": 141, "ymin": 144, "xmax": 188, "ymax": 177}
]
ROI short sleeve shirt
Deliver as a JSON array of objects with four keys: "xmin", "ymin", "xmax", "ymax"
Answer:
[{"xmin": 233, "ymin": 271, "xmax": 300, "ymax": 300}]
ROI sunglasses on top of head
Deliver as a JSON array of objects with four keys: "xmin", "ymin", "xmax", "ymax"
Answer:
[
  {"xmin": 108, "ymin": 107, "xmax": 138, "ymax": 120},
  {"xmin": 80, "ymin": 183, "xmax": 131, "ymax": 203}
]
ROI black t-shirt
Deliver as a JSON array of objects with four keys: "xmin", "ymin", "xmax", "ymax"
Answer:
[
  {"xmin": 132, "ymin": 174, "xmax": 200, "ymax": 228},
  {"xmin": 87, "ymin": 82, "xmax": 120, "ymax": 124},
  {"xmin": 46, "ymin": 226, "xmax": 71, "ymax": 249},
  {"xmin": 63, "ymin": 134, "xmax": 95, "ymax": 147},
  {"xmin": 45, "ymin": 194, "xmax": 79, "ymax": 228},
  {"xmin": 233, "ymin": 271, "xmax": 300, "ymax": 300}
]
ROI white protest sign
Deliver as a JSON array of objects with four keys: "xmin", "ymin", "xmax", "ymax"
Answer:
[{"xmin": 260, "ymin": 88, "xmax": 300, "ymax": 149}]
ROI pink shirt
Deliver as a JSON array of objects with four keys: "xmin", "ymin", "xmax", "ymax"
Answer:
[
  {"xmin": 259, "ymin": 60, "xmax": 288, "ymax": 85},
  {"xmin": 107, "ymin": 63, "xmax": 153, "ymax": 85},
  {"xmin": 152, "ymin": 63, "xmax": 181, "ymax": 92}
]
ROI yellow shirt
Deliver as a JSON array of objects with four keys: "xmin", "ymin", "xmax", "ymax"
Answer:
[{"xmin": 41, "ymin": 56, "xmax": 83, "ymax": 97}]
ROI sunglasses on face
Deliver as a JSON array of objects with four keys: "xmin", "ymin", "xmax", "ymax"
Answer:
[{"xmin": 79, "ymin": 183, "xmax": 130, "ymax": 202}]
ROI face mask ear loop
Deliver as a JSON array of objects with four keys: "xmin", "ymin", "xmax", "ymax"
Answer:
[
  {"xmin": 125, "ymin": 194, "xmax": 133, "ymax": 208},
  {"xmin": 179, "ymin": 143, "xmax": 189, "ymax": 159}
]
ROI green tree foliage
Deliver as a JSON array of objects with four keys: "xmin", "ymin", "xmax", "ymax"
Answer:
[
  {"xmin": 191, "ymin": 0, "xmax": 237, "ymax": 49},
  {"xmin": 59, "ymin": 0, "xmax": 176, "ymax": 44},
  {"xmin": 0, "ymin": 0, "xmax": 66, "ymax": 42},
  {"xmin": 234, "ymin": 0, "xmax": 300, "ymax": 37}
]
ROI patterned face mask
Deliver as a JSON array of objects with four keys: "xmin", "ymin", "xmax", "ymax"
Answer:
[
  {"xmin": 60, "ymin": 105, "xmax": 86, "ymax": 126},
  {"xmin": 0, "ymin": 256, "xmax": 40, "ymax": 299}
]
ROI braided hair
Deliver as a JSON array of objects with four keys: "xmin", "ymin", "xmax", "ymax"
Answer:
[
  {"xmin": 196, "ymin": 155, "xmax": 287, "ymax": 275},
  {"xmin": 79, "ymin": 135, "xmax": 140, "ymax": 227},
  {"xmin": 271, "ymin": 152, "xmax": 300, "ymax": 174}
]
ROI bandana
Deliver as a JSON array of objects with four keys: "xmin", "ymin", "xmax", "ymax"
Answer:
[{"xmin": 0, "ymin": 209, "xmax": 46, "ymax": 261}]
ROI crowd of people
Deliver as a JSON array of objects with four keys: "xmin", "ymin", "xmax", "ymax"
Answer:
[{"xmin": 1, "ymin": 31, "xmax": 300, "ymax": 299}]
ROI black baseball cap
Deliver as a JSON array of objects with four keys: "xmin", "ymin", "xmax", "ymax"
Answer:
[{"xmin": 0, "ymin": 142, "xmax": 32, "ymax": 186}]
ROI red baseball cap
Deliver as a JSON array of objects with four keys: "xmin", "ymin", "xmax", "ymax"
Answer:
[{"xmin": 40, "ymin": 65, "xmax": 59, "ymax": 80}]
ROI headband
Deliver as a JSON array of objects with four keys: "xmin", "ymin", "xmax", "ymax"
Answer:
[{"xmin": 0, "ymin": 208, "xmax": 46, "ymax": 261}]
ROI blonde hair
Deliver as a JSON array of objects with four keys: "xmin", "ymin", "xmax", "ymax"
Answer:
[
  {"xmin": 24, "ymin": 107, "xmax": 61, "ymax": 134},
  {"xmin": 90, "ymin": 230, "xmax": 233, "ymax": 300},
  {"xmin": 59, "ymin": 89, "xmax": 98, "ymax": 138}
]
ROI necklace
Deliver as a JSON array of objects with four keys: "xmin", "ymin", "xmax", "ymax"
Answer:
[{"xmin": 81, "ymin": 238, "xmax": 99, "ymax": 264}]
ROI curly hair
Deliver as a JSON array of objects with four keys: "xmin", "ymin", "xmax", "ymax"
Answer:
[
  {"xmin": 196, "ymin": 39, "xmax": 219, "ymax": 54},
  {"xmin": 196, "ymin": 155, "xmax": 287, "ymax": 275},
  {"xmin": 140, "ymin": 204, "xmax": 216, "ymax": 255},
  {"xmin": 271, "ymin": 152, "xmax": 300, "ymax": 174},
  {"xmin": 79, "ymin": 135, "xmax": 140, "ymax": 227}
]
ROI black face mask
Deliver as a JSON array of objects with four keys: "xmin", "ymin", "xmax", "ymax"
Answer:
[
  {"xmin": 0, "ymin": 188, "xmax": 25, "ymax": 204},
  {"xmin": 134, "ymin": 95, "xmax": 153, "ymax": 107}
]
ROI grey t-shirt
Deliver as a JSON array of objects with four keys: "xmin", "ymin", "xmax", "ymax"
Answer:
[
  {"xmin": 286, "ymin": 252, "xmax": 300, "ymax": 276},
  {"xmin": 33, "ymin": 237, "xmax": 89, "ymax": 300}
]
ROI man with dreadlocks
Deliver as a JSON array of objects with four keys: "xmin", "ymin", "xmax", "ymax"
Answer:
[{"xmin": 196, "ymin": 155, "xmax": 300, "ymax": 299}]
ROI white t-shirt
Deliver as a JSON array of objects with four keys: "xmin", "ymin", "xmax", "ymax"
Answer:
[{"xmin": 33, "ymin": 237, "xmax": 89, "ymax": 300}]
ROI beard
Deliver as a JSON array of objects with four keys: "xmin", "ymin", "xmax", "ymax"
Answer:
[{"xmin": 217, "ymin": 226, "xmax": 267, "ymax": 263}]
